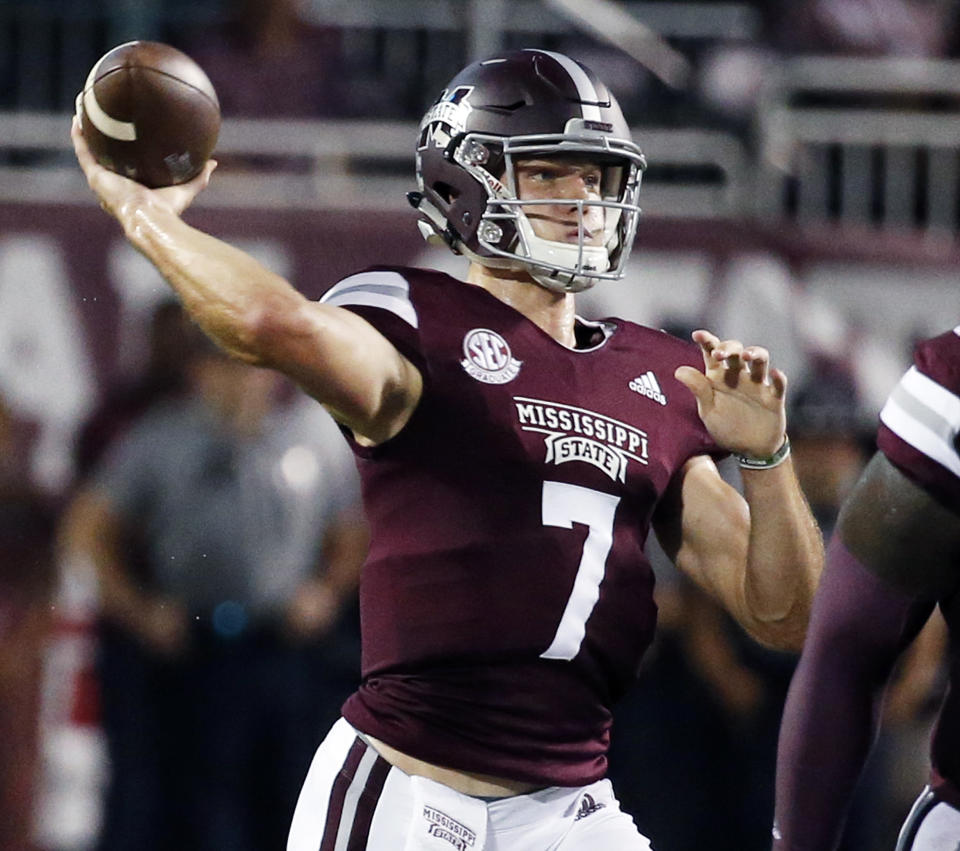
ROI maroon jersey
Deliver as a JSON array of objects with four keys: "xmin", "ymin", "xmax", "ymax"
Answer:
[
  {"xmin": 321, "ymin": 266, "xmax": 722, "ymax": 786},
  {"xmin": 878, "ymin": 326, "xmax": 960, "ymax": 807}
]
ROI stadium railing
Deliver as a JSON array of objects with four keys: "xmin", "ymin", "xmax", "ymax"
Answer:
[
  {"xmin": 0, "ymin": 112, "xmax": 748, "ymax": 219},
  {"xmin": 755, "ymin": 55, "xmax": 960, "ymax": 235}
]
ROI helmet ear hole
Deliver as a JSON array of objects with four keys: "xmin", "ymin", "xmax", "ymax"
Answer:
[{"xmin": 434, "ymin": 181, "xmax": 458, "ymax": 203}]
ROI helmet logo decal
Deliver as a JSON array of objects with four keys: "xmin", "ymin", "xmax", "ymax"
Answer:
[
  {"xmin": 445, "ymin": 86, "xmax": 473, "ymax": 105},
  {"xmin": 461, "ymin": 328, "xmax": 522, "ymax": 384},
  {"xmin": 421, "ymin": 86, "xmax": 475, "ymax": 143},
  {"xmin": 583, "ymin": 119, "xmax": 613, "ymax": 133}
]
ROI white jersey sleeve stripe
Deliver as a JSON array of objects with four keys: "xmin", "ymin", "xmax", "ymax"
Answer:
[
  {"xmin": 900, "ymin": 366, "xmax": 960, "ymax": 426},
  {"xmin": 880, "ymin": 368, "xmax": 960, "ymax": 477},
  {"xmin": 320, "ymin": 271, "xmax": 418, "ymax": 329},
  {"xmin": 883, "ymin": 384, "xmax": 955, "ymax": 454}
]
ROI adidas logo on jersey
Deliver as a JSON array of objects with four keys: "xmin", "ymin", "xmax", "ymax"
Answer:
[
  {"xmin": 574, "ymin": 793, "xmax": 606, "ymax": 821},
  {"xmin": 629, "ymin": 371, "xmax": 667, "ymax": 405}
]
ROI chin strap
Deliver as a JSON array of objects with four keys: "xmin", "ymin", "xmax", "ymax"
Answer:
[{"xmin": 408, "ymin": 191, "xmax": 459, "ymax": 251}]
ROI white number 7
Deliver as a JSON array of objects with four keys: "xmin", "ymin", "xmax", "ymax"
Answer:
[{"xmin": 540, "ymin": 481, "xmax": 621, "ymax": 661}]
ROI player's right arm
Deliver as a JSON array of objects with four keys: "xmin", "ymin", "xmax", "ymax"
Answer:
[
  {"xmin": 71, "ymin": 118, "xmax": 422, "ymax": 446},
  {"xmin": 772, "ymin": 452, "xmax": 960, "ymax": 850}
]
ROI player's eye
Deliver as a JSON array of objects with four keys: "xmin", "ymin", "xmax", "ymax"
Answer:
[
  {"xmin": 519, "ymin": 163, "xmax": 559, "ymax": 182},
  {"xmin": 530, "ymin": 168, "xmax": 557, "ymax": 182},
  {"xmin": 583, "ymin": 171, "xmax": 602, "ymax": 189}
]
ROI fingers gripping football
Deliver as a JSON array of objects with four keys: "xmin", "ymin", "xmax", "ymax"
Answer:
[
  {"xmin": 72, "ymin": 115, "xmax": 216, "ymax": 220},
  {"xmin": 674, "ymin": 329, "xmax": 788, "ymax": 458}
]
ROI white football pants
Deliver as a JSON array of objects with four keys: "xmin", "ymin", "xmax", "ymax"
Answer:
[
  {"xmin": 896, "ymin": 787, "xmax": 960, "ymax": 851},
  {"xmin": 287, "ymin": 718, "xmax": 653, "ymax": 851}
]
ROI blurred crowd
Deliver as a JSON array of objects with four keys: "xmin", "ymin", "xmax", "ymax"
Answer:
[
  {"xmin": 4, "ymin": 296, "xmax": 368, "ymax": 851},
  {"xmin": 5, "ymin": 0, "xmax": 960, "ymax": 124},
  {"xmin": 178, "ymin": 0, "xmax": 960, "ymax": 134},
  {"xmin": 0, "ymin": 0, "xmax": 956, "ymax": 849}
]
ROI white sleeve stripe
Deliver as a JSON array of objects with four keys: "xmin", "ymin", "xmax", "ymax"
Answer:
[
  {"xmin": 322, "ymin": 291, "xmax": 418, "ymax": 328},
  {"xmin": 880, "ymin": 396, "xmax": 960, "ymax": 478},
  {"xmin": 320, "ymin": 270, "xmax": 418, "ymax": 328},
  {"xmin": 327, "ymin": 283, "xmax": 407, "ymax": 300},
  {"xmin": 900, "ymin": 366, "xmax": 960, "ymax": 425},
  {"xmin": 321, "ymin": 270, "xmax": 410, "ymax": 300},
  {"xmin": 886, "ymin": 382, "xmax": 957, "ymax": 450}
]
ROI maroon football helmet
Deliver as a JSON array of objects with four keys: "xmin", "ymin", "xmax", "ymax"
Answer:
[{"xmin": 410, "ymin": 49, "xmax": 646, "ymax": 293}]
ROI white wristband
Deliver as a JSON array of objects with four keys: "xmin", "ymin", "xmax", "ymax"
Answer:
[{"xmin": 734, "ymin": 436, "xmax": 791, "ymax": 470}]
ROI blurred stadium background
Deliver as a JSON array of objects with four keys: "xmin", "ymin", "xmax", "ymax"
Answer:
[{"xmin": 1, "ymin": 1, "xmax": 957, "ymax": 849}]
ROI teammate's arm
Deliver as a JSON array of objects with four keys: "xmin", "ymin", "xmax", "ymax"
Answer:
[
  {"xmin": 772, "ymin": 452, "xmax": 960, "ymax": 850},
  {"xmin": 71, "ymin": 118, "xmax": 422, "ymax": 446},
  {"xmin": 654, "ymin": 330, "xmax": 822, "ymax": 650}
]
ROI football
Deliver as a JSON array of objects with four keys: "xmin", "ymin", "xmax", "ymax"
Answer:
[{"xmin": 78, "ymin": 41, "xmax": 220, "ymax": 188}]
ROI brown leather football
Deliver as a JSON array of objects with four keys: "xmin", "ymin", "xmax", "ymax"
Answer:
[{"xmin": 78, "ymin": 41, "xmax": 220, "ymax": 188}]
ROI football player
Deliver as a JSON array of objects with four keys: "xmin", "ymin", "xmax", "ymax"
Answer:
[
  {"xmin": 73, "ymin": 49, "xmax": 822, "ymax": 850},
  {"xmin": 774, "ymin": 326, "xmax": 960, "ymax": 850}
]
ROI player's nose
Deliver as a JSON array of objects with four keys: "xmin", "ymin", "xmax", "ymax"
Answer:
[
  {"xmin": 558, "ymin": 177, "xmax": 600, "ymax": 216},
  {"xmin": 563, "ymin": 174, "xmax": 592, "ymax": 202}
]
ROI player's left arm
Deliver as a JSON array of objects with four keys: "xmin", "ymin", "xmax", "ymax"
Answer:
[{"xmin": 654, "ymin": 330, "xmax": 823, "ymax": 651}]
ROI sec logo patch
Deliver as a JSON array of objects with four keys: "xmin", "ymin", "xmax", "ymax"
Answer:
[{"xmin": 461, "ymin": 328, "xmax": 522, "ymax": 384}]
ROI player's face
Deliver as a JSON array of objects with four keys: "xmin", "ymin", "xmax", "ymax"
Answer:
[{"xmin": 515, "ymin": 156, "xmax": 606, "ymax": 246}]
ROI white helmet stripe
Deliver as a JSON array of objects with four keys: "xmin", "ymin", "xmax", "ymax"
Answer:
[{"xmin": 531, "ymin": 49, "xmax": 602, "ymax": 122}]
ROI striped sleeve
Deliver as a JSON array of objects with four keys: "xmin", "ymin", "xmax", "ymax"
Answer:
[
  {"xmin": 321, "ymin": 269, "xmax": 419, "ymax": 328},
  {"xmin": 877, "ymin": 326, "xmax": 960, "ymax": 510},
  {"xmin": 319, "ymin": 268, "xmax": 425, "ymax": 372}
]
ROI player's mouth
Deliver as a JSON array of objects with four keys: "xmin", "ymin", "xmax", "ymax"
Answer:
[{"xmin": 564, "ymin": 225, "xmax": 595, "ymax": 242}]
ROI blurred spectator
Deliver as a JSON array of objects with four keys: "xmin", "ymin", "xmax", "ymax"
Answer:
[
  {"xmin": 29, "ymin": 300, "xmax": 202, "ymax": 849},
  {"xmin": 608, "ymin": 563, "xmax": 775, "ymax": 851},
  {"xmin": 608, "ymin": 436, "xmax": 795, "ymax": 851},
  {"xmin": 787, "ymin": 354, "xmax": 873, "ymax": 535},
  {"xmin": 0, "ymin": 394, "xmax": 55, "ymax": 851},
  {"xmin": 59, "ymin": 335, "xmax": 366, "ymax": 851},
  {"xmin": 764, "ymin": 0, "xmax": 952, "ymax": 58},
  {"xmin": 702, "ymin": 0, "xmax": 958, "ymax": 133},
  {"xmin": 74, "ymin": 299, "xmax": 196, "ymax": 480},
  {"xmin": 187, "ymin": 0, "xmax": 346, "ymax": 118}
]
